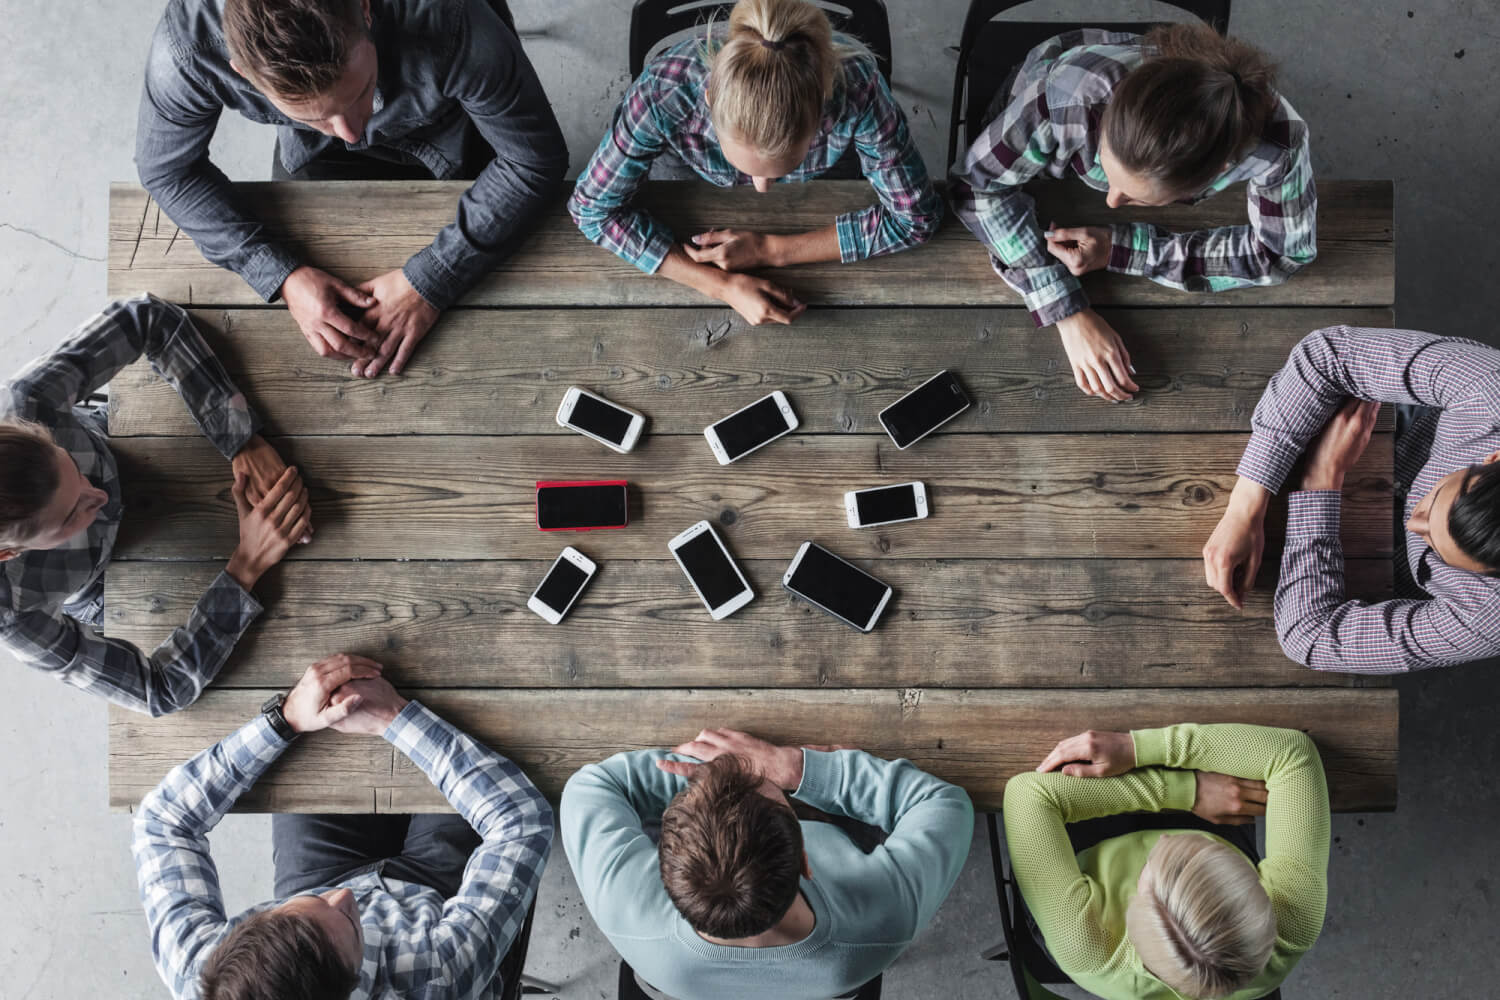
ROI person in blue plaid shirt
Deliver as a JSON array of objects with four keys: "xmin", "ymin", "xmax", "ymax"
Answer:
[
  {"xmin": 568, "ymin": 0, "xmax": 942, "ymax": 329},
  {"xmin": 0, "ymin": 294, "xmax": 311, "ymax": 715},
  {"xmin": 950, "ymin": 25, "xmax": 1317, "ymax": 403},
  {"xmin": 133, "ymin": 653, "xmax": 554, "ymax": 1000}
]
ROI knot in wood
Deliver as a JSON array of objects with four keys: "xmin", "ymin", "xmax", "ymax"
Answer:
[{"xmin": 718, "ymin": 508, "xmax": 738, "ymax": 526}]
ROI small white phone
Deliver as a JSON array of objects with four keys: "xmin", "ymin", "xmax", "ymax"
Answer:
[
  {"xmin": 668, "ymin": 520, "xmax": 755, "ymax": 619},
  {"xmin": 526, "ymin": 547, "xmax": 597, "ymax": 624},
  {"xmin": 782, "ymin": 541, "xmax": 893, "ymax": 633},
  {"xmin": 703, "ymin": 390, "xmax": 798, "ymax": 465},
  {"xmin": 845, "ymin": 482, "xmax": 928, "ymax": 529},
  {"xmin": 556, "ymin": 386, "xmax": 646, "ymax": 454}
]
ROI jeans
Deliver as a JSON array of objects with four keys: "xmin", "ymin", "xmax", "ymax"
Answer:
[{"xmin": 271, "ymin": 813, "xmax": 481, "ymax": 900}]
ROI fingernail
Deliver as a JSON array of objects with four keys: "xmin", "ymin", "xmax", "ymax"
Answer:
[
  {"xmin": 1129, "ymin": 365, "xmax": 1137, "ymax": 373},
  {"xmin": 1044, "ymin": 230, "xmax": 1056, "ymax": 238}
]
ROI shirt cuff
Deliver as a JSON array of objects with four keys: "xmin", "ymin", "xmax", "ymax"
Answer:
[
  {"xmin": 1106, "ymin": 222, "xmax": 1151, "ymax": 275},
  {"xmin": 1025, "ymin": 276, "xmax": 1090, "ymax": 328},
  {"xmin": 247, "ymin": 244, "xmax": 303, "ymax": 304},
  {"xmin": 637, "ymin": 230, "xmax": 676, "ymax": 276},
  {"xmin": 1159, "ymin": 769, "xmax": 1199, "ymax": 813},
  {"xmin": 1130, "ymin": 727, "xmax": 1169, "ymax": 768},
  {"xmin": 835, "ymin": 211, "xmax": 866, "ymax": 263},
  {"xmin": 243, "ymin": 711, "xmax": 294, "ymax": 753},
  {"xmin": 1235, "ymin": 432, "xmax": 1305, "ymax": 495},
  {"xmin": 383, "ymin": 699, "xmax": 436, "ymax": 749},
  {"xmin": 1286, "ymin": 490, "xmax": 1342, "ymax": 540},
  {"xmin": 792, "ymin": 747, "xmax": 840, "ymax": 807},
  {"xmin": 403, "ymin": 248, "xmax": 461, "ymax": 313},
  {"xmin": 203, "ymin": 570, "xmax": 264, "ymax": 634}
]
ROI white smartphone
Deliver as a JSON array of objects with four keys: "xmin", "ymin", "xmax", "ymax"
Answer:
[
  {"xmin": 878, "ymin": 370, "xmax": 971, "ymax": 450},
  {"xmin": 526, "ymin": 547, "xmax": 597, "ymax": 624},
  {"xmin": 845, "ymin": 482, "xmax": 928, "ymax": 529},
  {"xmin": 782, "ymin": 541, "xmax": 893, "ymax": 633},
  {"xmin": 668, "ymin": 520, "xmax": 755, "ymax": 620},
  {"xmin": 556, "ymin": 386, "xmax": 646, "ymax": 454},
  {"xmin": 703, "ymin": 390, "xmax": 798, "ymax": 465}
]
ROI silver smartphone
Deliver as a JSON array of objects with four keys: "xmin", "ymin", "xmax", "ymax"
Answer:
[
  {"xmin": 878, "ymin": 370, "xmax": 970, "ymax": 449},
  {"xmin": 703, "ymin": 390, "xmax": 798, "ymax": 465},
  {"xmin": 782, "ymin": 541, "xmax": 893, "ymax": 633},
  {"xmin": 556, "ymin": 386, "xmax": 646, "ymax": 454},
  {"xmin": 845, "ymin": 482, "xmax": 928, "ymax": 529},
  {"xmin": 668, "ymin": 520, "xmax": 755, "ymax": 620},
  {"xmin": 526, "ymin": 547, "xmax": 597, "ymax": 624}
]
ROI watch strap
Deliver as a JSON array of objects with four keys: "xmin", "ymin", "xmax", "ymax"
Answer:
[{"xmin": 260, "ymin": 692, "xmax": 298, "ymax": 742}]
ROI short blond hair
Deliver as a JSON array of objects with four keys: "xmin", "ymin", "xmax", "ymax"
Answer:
[
  {"xmin": 705, "ymin": 0, "xmax": 843, "ymax": 157},
  {"xmin": 1127, "ymin": 834, "xmax": 1277, "ymax": 998},
  {"xmin": 0, "ymin": 418, "xmax": 59, "ymax": 549}
]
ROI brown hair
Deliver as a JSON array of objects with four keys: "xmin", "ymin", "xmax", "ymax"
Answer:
[
  {"xmin": 658, "ymin": 754, "xmax": 805, "ymax": 939},
  {"xmin": 223, "ymin": 0, "xmax": 368, "ymax": 99},
  {"xmin": 200, "ymin": 909, "xmax": 359, "ymax": 1000},
  {"xmin": 0, "ymin": 418, "xmax": 59, "ymax": 549},
  {"xmin": 1102, "ymin": 23, "xmax": 1280, "ymax": 196},
  {"xmin": 705, "ymin": 0, "xmax": 844, "ymax": 157}
]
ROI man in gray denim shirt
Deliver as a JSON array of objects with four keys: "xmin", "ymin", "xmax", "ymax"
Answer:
[{"xmin": 136, "ymin": 0, "xmax": 569, "ymax": 378}]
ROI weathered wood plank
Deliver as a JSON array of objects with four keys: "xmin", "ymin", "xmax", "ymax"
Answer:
[
  {"xmin": 107, "ymin": 687, "xmax": 1399, "ymax": 813},
  {"xmin": 108, "ymin": 307, "xmax": 1395, "ymax": 438},
  {"xmin": 110, "ymin": 433, "xmax": 1394, "ymax": 561},
  {"xmin": 107, "ymin": 180, "xmax": 1394, "ymax": 308},
  {"xmin": 103, "ymin": 558, "xmax": 1391, "ymax": 689}
]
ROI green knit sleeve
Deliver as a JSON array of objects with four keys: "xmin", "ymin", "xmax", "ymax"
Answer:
[
  {"xmin": 1002, "ymin": 767, "xmax": 1195, "ymax": 976},
  {"xmin": 1130, "ymin": 724, "xmax": 1330, "ymax": 954}
]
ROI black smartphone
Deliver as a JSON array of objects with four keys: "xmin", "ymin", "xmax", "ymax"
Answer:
[
  {"xmin": 878, "ymin": 370, "xmax": 971, "ymax": 449},
  {"xmin": 535, "ymin": 480, "xmax": 629, "ymax": 531},
  {"xmin": 782, "ymin": 541, "xmax": 894, "ymax": 633}
]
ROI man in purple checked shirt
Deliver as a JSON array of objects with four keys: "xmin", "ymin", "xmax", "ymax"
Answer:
[{"xmin": 1202, "ymin": 325, "xmax": 1500, "ymax": 674}]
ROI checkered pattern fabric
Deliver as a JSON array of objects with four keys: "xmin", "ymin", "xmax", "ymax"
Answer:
[
  {"xmin": 0, "ymin": 294, "xmax": 262, "ymax": 715},
  {"xmin": 949, "ymin": 30, "xmax": 1318, "ymax": 327},
  {"xmin": 568, "ymin": 36, "xmax": 942, "ymax": 273},
  {"xmin": 1236, "ymin": 325, "xmax": 1500, "ymax": 672},
  {"xmin": 133, "ymin": 700, "xmax": 554, "ymax": 999}
]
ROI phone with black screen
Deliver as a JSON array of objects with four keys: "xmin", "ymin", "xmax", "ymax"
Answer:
[
  {"xmin": 668, "ymin": 520, "xmax": 754, "ymax": 619},
  {"xmin": 782, "ymin": 542, "xmax": 893, "ymax": 633},
  {"xmin": 703, "ymin": 391, "xmax": 798, "ymax": 465},
  {"xmin": 526, "ymin": 547, "xmax": 597, "ymax": 624},
  {"xmin": 845, "ymin": 482, "xmax": 928, "ymax": 529},
  {"xmin": 556, "ymin": 387, "xmax": 646, "ymax": 454},
  {"xmin": 535, "ymin": 481, "xmax": 629, "ymax": 531},
  {"xmin": 878, "ymin": 370, "xmax": 970, "ymax": 449}
]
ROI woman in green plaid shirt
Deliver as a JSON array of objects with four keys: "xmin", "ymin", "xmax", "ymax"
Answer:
[{"xmin": 951, "ymin": 25, "xmax": 1317, "ymax": 403}]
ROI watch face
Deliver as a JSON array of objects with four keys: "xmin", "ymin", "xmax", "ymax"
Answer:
[{"xmin": 261, "ymin": 693, "xmax": 285, "ymax": 714}]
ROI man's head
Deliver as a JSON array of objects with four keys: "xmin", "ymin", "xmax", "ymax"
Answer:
[
  {"xmin": 1407, "ymin": 452, "xmax": 1500, "ymax": 576},
  {"xmin": 224, "ymin": 0, "xmax": 378, "ymax": 144},
  {"xmin": 201, "ymin": 888, "xmax": 363, "ymax": 1000},
  {"xmin": 0, "ymin": 419, "xmax": 109, "ymax": 560},
  {"xmin": 657, "ymin": 753, "xmax": 808, "ymax": 940}
]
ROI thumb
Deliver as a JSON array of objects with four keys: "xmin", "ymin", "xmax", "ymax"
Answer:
[
  {"xmin": 1045, "ymin": 226, "xmax": 1085, "ymax": 242},
  {"xmin": 1062, "ymin": 762, "xmax": 1108, "ymax": 778},
  {"xmin": 322, "ymin": 694, "xmax": 363, "ymax": 727},
  {"xmin": 333, "ymin": 280, "xmax": 375, "ymax": 309},
  {"xmin": 232, "ymin": 468, "xmax": 250, "ymax": 514},
  {"xmin": 692, "ymin": 230, "xmax": 730, "ymax": 247},
  {"xmin": 655, "ymin": 759, "xmax": 699, "ymax": 778}
]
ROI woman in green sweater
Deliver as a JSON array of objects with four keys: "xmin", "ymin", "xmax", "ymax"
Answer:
[{"xmin": 1003, "ymin": 724, "xmax": 1329, "ymax": 1000}]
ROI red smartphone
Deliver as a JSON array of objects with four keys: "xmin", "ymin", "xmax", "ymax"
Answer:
[{"xmin": 535, "ymin": 480, "xmax": 629, "ymax": 531}]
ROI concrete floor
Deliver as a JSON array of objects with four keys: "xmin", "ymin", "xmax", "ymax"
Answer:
[{"xmin": 1, "ymin": 1, "xmax": 1497, "ymax": 996}]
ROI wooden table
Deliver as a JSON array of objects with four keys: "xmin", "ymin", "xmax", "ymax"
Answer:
[{"xmin": 105, "ymin": 180, "xmax": 1399, "ymax": 813}]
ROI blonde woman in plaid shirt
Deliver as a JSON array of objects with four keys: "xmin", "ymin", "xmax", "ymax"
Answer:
[{"xmin": 951, "ymin": 25, "xmax": 1316, "ymax": 403}]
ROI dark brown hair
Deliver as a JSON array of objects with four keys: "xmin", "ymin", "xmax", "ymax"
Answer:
[
  {"xmin": 1102, "ymin": 23, "xmax": 1280, "ymax": 196},
  {"xmin": 0, "ymin": 418, "xmax": 59, "ymax": 548},
  {"xmin": 223, "ymin": 0, "xmax": 368, "ymax": 99},
  {"xmin": 658, "ymin": 754, "xmax": 805, "ymax": 939},
  {"xmin": 200, "ymin": 910, "xmax": 359, "ymax": 1000}
]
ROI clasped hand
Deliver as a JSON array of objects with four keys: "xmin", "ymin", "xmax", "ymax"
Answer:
[
  {"xmin": 281, "ymin": 265, "xmax": 439, "ymax": 377},
  {"xmin": 655, "ymin": 727, "xmax": 853, "ymax": 790},
  {"xmin": 282, "ymin": 654, "xmax": 410, "ymax": 736}
]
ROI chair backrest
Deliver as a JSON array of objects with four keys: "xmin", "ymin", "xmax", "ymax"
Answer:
[
  {"xmin": 486, "ymin": 0, "xmax": 517, "ymax": 34},
  {"xmin": 946, "ymin": 0, "xmax": 1231, "ymax": 171},
  {"xmin": 628, "ymin": 0, "xmax": 892, "ymax": 83}
]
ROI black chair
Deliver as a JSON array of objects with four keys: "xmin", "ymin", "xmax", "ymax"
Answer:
[
  {"xmin": 628, "ymin": 0, "xmax": 893, "ymax": 83},
  {"xmin": 618, "ymin": 960, "xmax": 882, "ymax": 1000},
  {"xmin": 946, "ymin": 0, "xmax": 1231, "ymax": 171},
  {"xmin": 494, "ymin": 900, "xmax": 558, "ymax": 999},
  {"xmin": 983, "ymin": 811, "xmax": 1282, "ymax": 1000}
]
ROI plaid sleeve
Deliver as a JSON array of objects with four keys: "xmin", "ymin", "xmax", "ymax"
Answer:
[
  {"xmin": 948, "ymin": 78, "xmax": 1088, "ymax": 327},
  {"xmin": 0, "ymin": 570, "xmax": 261, "ymax": 717},
  {"xmin": 5, "ymin": 294, "xmax": 260, "ymax": 459},
  {"xmin": 132, "ymin": 714, "xmax": 291, "ymax": 998},
  {"xmin": 383, "ymin": 701, "xmax": 555, "ymax": 1000},
  {"xmin": 1107, "ymin": 127, "xmax": 1318, "ymax": 292},
  {"xmin": 835, "ymin": 69, "xmax": 943, "ymax": 261},
  {"xmin": 567, "ymin": 71, "xmax": 676, "ymax": 274},
  {"xmin": 1274, "ymin": 492, "xmax": 1500, "ymax": 672}
]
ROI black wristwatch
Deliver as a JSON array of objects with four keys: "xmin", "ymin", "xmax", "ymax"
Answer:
[{"xmin": 260, "ymin": 692, "xmax": 299, "ymax": 742}]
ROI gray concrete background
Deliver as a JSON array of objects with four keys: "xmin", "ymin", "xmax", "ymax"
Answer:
[{"xmin": 1, "ymin": 1, "xmax": 1496, "ymax": 996}]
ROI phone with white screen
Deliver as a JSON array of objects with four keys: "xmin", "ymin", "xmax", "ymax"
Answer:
[
  {"xmin": 526, "ymin": 547, "xmax": 597, "ymax": 624},
  {"xmin": 782, "ymin": 541, "xmax": 893, "ymax": 633},
  {"xmin": 668, "ymin": 520, "xmax": 755, "ymax": 619},
  {"xmin": 878, "ymin": 370, "xmax": 971, "ymax": 449},
  {"xmin": 556, "ymin": 387, "xmax": 645, "ymax": 454},
  {"xmin": 703, "ymin": 391, "xmax": 798, "ymax": 465},
  {"xmin": 845, "ymin": 482, "xmax": 928, "ymax": 529}
]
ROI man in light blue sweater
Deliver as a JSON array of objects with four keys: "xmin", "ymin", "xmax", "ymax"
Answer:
[{"xmin": 561, "ymin": 728, "xmax": 975, "ymax": 1000}]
